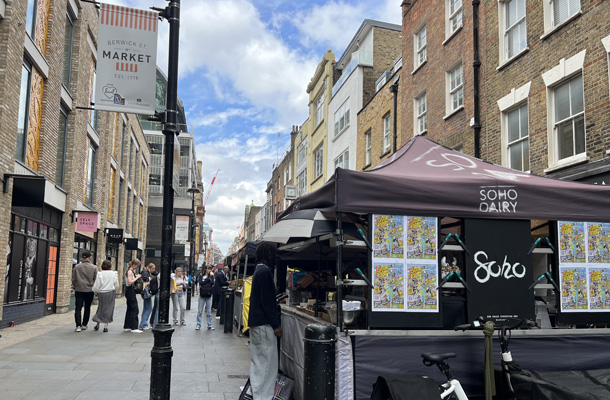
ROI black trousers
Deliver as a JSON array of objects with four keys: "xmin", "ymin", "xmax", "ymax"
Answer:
[
  {"xmin": 123, "ymin": 285, "xmax": 139, "ymax": 330},
  {"xmin": 74, "ymin": 291, "xmax": 94, "ymax": 328}
]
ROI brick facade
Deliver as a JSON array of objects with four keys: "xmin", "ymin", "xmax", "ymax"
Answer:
[{"xmin": 0, "ymin": 0, "xmax": 150, "ymax": 325}]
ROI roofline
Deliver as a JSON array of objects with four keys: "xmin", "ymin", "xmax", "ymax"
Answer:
[{"xmin": 336, "ymin": 19, "xmax": 402, "ymax": 69}]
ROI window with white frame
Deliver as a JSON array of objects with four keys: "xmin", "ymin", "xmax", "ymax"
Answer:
[
  {"xmin": 365, "ymin": 130, "xmax": 372, "ymax": 166},
  {"xmin": 297, "ymin": 170, "xmax": 307, "ymax": 196},
  {"xmin": 500, "ymin": 0, "xmax": 527, "ymax": 62},
  {"xmin": 383, "ymin": 114, "xmax": 391, "ymax": 153},
  {"xmin": 447, "ymin": 64, "xmax": 464, "ymax": 114},
  {"xmin": 415, "ymin": 92, "xmax": 427, "ymax": 135},
  {"xmin": 314, "ymin": 91, "xmax": 325, "ymax": 127},
  {"xmin": 553, "ymin": 75, "xmax": 585, "ymax": 161},
  {"xmin": 334, "ymin": 98, "xmax": 350, "ymax": 137},
  {"xmin": 297, "ymin": 139, "xmax": 307, "ymax": 167},
  {"xmin": 552, "ymin": 0, "xmax": 580, "ymax": 27},
  {"xmin": 334, "ymin": 150, "xmax": 349, "ymax": 170},
  {"xmin": 415, "ymin": 26, "xmax": 427, "ymax": 68},
  {"xmin": 314, "ymin": 144, "xmax": 324, "ymax": 179},
  {"xmin": 506, "ymin": 104, "xmax": 530, "ymax": 171},
  {"xmin": 447, "ymin": 0, "xmax": 463, "ymax": 37}
]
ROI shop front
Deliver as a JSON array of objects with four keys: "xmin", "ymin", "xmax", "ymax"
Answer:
[{"xmin": 274, "ymin": 136, "xmax": 610, "ymax": 400}]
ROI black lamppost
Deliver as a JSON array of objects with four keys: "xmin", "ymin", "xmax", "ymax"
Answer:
[
  {"xmin": 187, "ymin": 186, "xmax": 200, "ymax": 277},
  {"xmin": 150, "ymin": 1, "xmax": 180, "ymax": 398}
]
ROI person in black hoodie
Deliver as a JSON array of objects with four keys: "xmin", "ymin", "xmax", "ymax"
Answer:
[
  {"xmin": 148, "ymin": 264, "xmax": 160, "ymax": 328},
  {"xmin": 213, "ymin": 266, "xmax": 229, "ymax": 317},
  {"xmin": 196, "ymin": 265, "xmax": 215, "ymax": 330},
  {"xmin": 248, "ymin": 242, "xmax": 282, "ymax": 399}
]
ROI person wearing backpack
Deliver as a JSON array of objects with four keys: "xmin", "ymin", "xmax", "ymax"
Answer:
[
  {"xmin": 138, "ymin": 263, "xmax": 154, "ymax": 330},
  {"xmin": 196, "ymin": 265, "xmax": 215, "ymax": 330},
  {"xmin": 148, "ymin": 264, "xmax": 160, "ymax": 328}
]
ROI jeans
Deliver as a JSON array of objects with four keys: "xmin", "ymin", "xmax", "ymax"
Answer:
[
  {"xmin": 172, "ymin": 290, "xmax": 186, "ymax": 324},
  {"xmin": 74, "ymin": 291, "xmax": 94, "ymax": 328},
  {"xmin": 197, "ymin": 295, "xmax": 213, "ymax": 328},
  {"xmin": 139, "ymin": 295, "xmax": 153, "ymax": 329},
  {"xmin": 250, "ymin": 325, "xmax": 278, "ymax": 400},
  {"xmin": 150, "ymin": 293, "xmax": 159, "ymax": 328}
]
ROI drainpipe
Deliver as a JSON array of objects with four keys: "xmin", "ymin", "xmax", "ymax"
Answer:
[
  {"xmin": 389, "ymin": 77, "xmax": 399, "ymax": 153},
  {"xmin": 472, "ymin": 0, "xmax": 481, "ymax": 159}
]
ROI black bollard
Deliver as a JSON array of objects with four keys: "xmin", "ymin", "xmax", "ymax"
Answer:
[
  {"xmin": 186, "ymin": 285, "xmax": 191, "ymax": 310},
  {"xmin": 219, "ymin": 286, "xmax": 228, "ymax": 325},
  {"xmin": 303, "ymin": 323, "xmax": 336, "ymax": 400},
  {"xmin": 223, "ymin": 288, "xmax": 235, "ymax": 333}
]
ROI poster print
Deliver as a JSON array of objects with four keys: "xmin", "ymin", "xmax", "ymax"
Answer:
[
  {"xmin": 589, "ymin": 267, "xmax": 610, "ymax": 311},
  {"xmin": 560, "ymin": 266, "xmax": 588, "ymax": 312},
  {"xmin": 406, "ymin": 264, "xmax": 438, "ymax": 311},
  {"xmin": 558, "ymin": 221, "xmax": 586, "ymax": 264},
  {"xmin": 372, "ymin": 263, "xmax": 404, "ymax": 311},
  {"xmin": 373, "ymin": 215, "xmax": 404, "ymax": 259},
  {"xmin": 587, "ymin": 223, "xmax": 610, "ymax": 264},
  {"xmin": 406, "ymin": 217, "xmax": 437, "ymax": 260}
]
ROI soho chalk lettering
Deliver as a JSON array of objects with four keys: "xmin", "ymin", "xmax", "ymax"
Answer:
[{"xmin": 473, "ymin": 250, "xmax": 526, "ymax": 284}]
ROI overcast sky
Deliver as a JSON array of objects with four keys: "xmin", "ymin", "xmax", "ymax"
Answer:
[{"xmin": 105, "ymin": 0, "xmax": 402, "ymax": 254}]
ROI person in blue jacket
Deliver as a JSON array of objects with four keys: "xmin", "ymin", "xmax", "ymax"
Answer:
[{"xmin": 248, "ymin": 242, "xmax": 282, "ymax": 399}]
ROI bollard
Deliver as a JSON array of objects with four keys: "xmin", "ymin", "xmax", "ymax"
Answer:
[
  {"xmin": 223, "ymin": 288, "xmax": 235, "ymax": 333},
  {"xmin": 303, "ymin": 323, "xmax": 336, "ymax": 400},
  {"xmin": 219, "ymin": 286, "xmax": 228, "ymax": 325},
  {"xmin": 186, "ymin": 285, "xmax": 191, "ymax": 310}
]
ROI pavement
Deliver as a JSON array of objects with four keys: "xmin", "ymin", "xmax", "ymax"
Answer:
[{"xmin": 0, "ymin": 295, "xmax": 252, "ymax": 399}]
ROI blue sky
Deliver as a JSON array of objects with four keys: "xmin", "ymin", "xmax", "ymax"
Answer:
[{"xmin": 105, "ymin": 0, "xmax": 402, "ymax": 254}]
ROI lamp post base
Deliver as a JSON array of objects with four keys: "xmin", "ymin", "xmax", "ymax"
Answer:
[{"xmin": 150, "ymin": 323, "xmax": 175, "ymax": 399}]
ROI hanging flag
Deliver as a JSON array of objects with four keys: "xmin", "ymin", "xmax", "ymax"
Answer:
[{"xmin": 95, "ymin": 3, "xmax": 158, "ymax": 114}]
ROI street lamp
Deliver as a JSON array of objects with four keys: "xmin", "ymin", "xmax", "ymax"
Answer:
[{"xmin": 187, "ymin": 186, "xmax": 200, "ymax": 278}]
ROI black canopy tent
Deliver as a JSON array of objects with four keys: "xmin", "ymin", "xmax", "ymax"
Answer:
[{"xmin": 280, "ymin": 135, "xmax": 610, "ymax": 329}]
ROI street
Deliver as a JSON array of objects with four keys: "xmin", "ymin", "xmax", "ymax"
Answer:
[{"xmin": 0, "ymin": 297, "xmax": 251, "ymax": 399}]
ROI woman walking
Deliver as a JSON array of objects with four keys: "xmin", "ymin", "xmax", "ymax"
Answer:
[
  {"xmin": 172, "ymin": 267, "xmax": 187, "ymax": 325},
  {"xmin": 123, "ymin": 259, "xmax": 143, "ymax": 333},
  {"xmin": 92, "ymin": 260, "xmax": 119, "ymax": 332}
]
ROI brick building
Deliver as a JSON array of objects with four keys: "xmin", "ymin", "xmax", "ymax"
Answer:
[
  {"xmin": 0, "ymin": 0, "xmax": 150, "ymax": 326},
  {"xmin": 329, "ymin": 20, "xmax": 402, "ymax": 172},
  {"xmin": 400, "ymin": 0, "xmax": 484, "ymax": 154},
  {"xmin": 482, "ymin": 0, "xmax": 610, "ymax": 184}
]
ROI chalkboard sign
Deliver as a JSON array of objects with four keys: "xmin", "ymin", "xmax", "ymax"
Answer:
[{"xmin": 464, "ymin": 218, "xmax": 535, "ymax": 325}]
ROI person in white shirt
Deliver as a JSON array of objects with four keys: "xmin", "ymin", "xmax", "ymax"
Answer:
[{"xmin": 92, "ymin": 260, "xmax": 119, "ymax": 332}]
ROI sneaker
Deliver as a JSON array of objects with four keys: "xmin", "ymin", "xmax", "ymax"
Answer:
[
  {"xmin": 75, "ymin": 326, "xmax": 81, "ymax": 332},
  {"xmin": 207, "ymin": 326, "xmax": 214, "ymax": 330},
  {"xmin": 195, "ymin": 326, "xmax": 200, "ymax": 330},
  {"xmin": 81, "ymin": 326, "xmax": 88, "ymax": 331},
  {"xmin": 181, "ymin": 321, "xmax": 186, "ymax": 326},
  {"xmin": 215, "ymin": 316, "xmax": 220, "ymax": 319},
  {"xmin": 93, "ymin": 325, "xmax": 99, "ymax": 331},
  {"xmin": 124, "ymin": 328, "xmax": 132, "ymax": 332},
  {"xmin": 173, "ymin": 321, "xmax": 179, "ymax": 325},
  {"xmin": 144, "ymin": 326, "xmax": 152, "ymax": 330},
  {"xmin": 103, "ymin": 328, "xmax": 108, "ymax": 333},
  {"xmin": 131, "ymin": 329, "xmax": 143, "ymax": 334}
]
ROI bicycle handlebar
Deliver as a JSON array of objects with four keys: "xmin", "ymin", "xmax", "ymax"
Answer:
[{"xmin": 455, "ymin": 317, "xmax": 537, "ymax": 331}]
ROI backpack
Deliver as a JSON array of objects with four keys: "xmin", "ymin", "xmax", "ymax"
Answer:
[
  {"xmin": 149, "ymin": 275, "xmax": 159, "ymax": 296},
  {"xmin": 133, "ymin": 278, "xmax": 144, "ymax": 294},
  {"xmin": 200, "ymin": 280, "xmax": 213, "ymax": 298}
]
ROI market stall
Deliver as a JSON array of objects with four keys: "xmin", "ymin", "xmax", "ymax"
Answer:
[{"xmin": 277, "ymin": 136, "xmax": 610, "ymax": 399}]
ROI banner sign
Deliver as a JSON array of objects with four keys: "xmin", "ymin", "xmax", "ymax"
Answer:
[
  {"xmin": 185, "ymin": 242, "xmax": 191, "ymax": 257},
  {"xmin": 76, "ymin": 212, "xmax": 98, "ymax": 232},
  {"xmin": 175, "ymin": 215, "xmax": 189, "ymax": 244},
  {"xmin": 95, "ymin": 3, "xmax": 158, "ymax": 115},
  {"xmin": 465, "ymin": 218, "xmax": 534, "ymax": 325},
  {"xmin": 106, "ymin": 228, "xmax": 124, "ymax": 244},
  {"xmin": 196, "ymin": 206, "xmax": 206, "ymax": 217}
]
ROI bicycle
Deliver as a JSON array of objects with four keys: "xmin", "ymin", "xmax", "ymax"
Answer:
[{"xmin": 421, "ymin": 352, "xmax": 470, "ymax": 399}]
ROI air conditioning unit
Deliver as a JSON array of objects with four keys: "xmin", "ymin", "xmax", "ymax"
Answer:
[{"xmin": 285, "ymin": 185, "xmax": 297, "ymax": 200}]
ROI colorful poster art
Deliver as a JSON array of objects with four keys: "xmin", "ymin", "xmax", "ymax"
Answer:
[
  {"xmin": 406, "ymin": 264, "xmax": 438, "ymax": 311},
  {"xmin": 406, "ymin": 217, "xmax": 437, "ymax": 260},
  {"xmin": 589, "ymin": 267, "xmax": 610, "ymax": 311},
  {"xmin": 373, "ymin": 215, "xmax": 404, "ymax": 259},
  {"xmin": 558, "ymin": 221, "xmax": 586, "ymax": 264},
  {"xmin": 560, "ymin": 266, "xmax": 588, "ymax": 312},
  {"xmin": 372, "ymin": 263, "xmax": 405, "ymax": 311},
  {"xmin": 587, "ymin": 223, "xmax": 610, "ymax": 264}
]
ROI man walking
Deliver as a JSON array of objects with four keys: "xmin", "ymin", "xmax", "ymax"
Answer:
[
  {"xmin": 213, "ymin": 265, "xmax": 229, "ymax": 317},
  {"xmin": 72, "ymin": 251, "xmax": 97, "ymax": 332},
  {"xmin": 248, "ymin": 242, "xmax": 282, "ymax": 399}
]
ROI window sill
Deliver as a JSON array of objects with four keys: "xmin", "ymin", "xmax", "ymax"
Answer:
[
  {"xmin": 443, "ymin": 26, "xmax": 463, "ymax": 46},
  {"xmin": 540, "ymin": 11, "xmax": 582, "ymax": 41},
  {"xmin": 544, "ymin": 153, "xmax": 589, "ymax": 173},
  {"xmin": 311, "ymin": 174, "xmax": 323, "ymax": 185},
  {"xmin": 379, "ymin": 150, "xmax": 391, "ymax": 159},
  {"xmin": 416, "ymin": 129, "xmax": 428, "ymax": 136},
  {"xmin": 443, "ymin": 106, "xmax": 464, "ymax": 120},
  {"xmin": 412, "ymin": 60, "xmax": 427, "ymax": 75},
  {"xmin": 497, "ymin": 47, "xmax": 530, "ymax": 71},
  {"xmin": 332, "ymin": 125, "xmax": 349, "ymax": 142},
  {"xmin": 363, "ymin": 163, "xmax": 372, "ymax": 170}
]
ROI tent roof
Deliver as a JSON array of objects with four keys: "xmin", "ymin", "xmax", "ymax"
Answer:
[{"xmin": 286, "ymin": 136, "xmax": 610, "ymax": 222}]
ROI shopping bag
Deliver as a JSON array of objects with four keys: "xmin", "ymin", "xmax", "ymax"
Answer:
[{"xmin": 239, "ymin": 373, "xmax": 295, "ymax": 400}]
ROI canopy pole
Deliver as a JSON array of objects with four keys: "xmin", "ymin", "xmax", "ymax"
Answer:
[
  {"xmin": 315, "ymin": 238, "xmax": 322, "ymax": 318},
  {"xmin": 237, "ymin": 254, "xmax": 248, "ymax": 336},
  {"xmin": 336, "ymin": 212, "xmax": 343, "ymax": 332}
]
